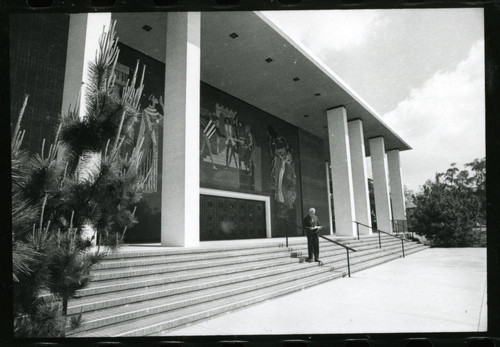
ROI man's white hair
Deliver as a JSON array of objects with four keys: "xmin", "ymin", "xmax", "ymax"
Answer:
[{"xmin": 308, "ymin": 207, "xmax": 316, "ymax": 213}]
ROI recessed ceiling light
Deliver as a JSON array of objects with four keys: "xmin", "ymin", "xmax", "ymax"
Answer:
[
  {"xmin": 315, "ymin": 93, "xmax": 321, "ymax": 96},
  {"xmin": 265, "ymin": 57, "xmax": 273, "ymax": 63},
  {"xmin": 142, "ymin": 25, "xmax": 152, "ymax": 32},
  {"xmin": 229, "ymin": 32, "xmax": 238, "ymax": 39},
  {"xmin": 303, "ymin": 115, "xmax": 309, "ymax": 118},
  {"xmin": 293, "ymin": 77, "xmax": 300, "ymax": 82}
]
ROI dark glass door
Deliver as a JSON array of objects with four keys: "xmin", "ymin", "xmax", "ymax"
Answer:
[{"xmin": 200, "ymin": 194, "xmax": 266, "ymax": 241}]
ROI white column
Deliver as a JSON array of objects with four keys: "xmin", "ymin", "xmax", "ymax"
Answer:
[
  {"xmin": 327, "ymin": 107, "xmax": 357, "ymax": 237},
  {"xmin": 161, "ymin": 12, "xmax": 201, "ymax": 247},
  {"xmin": 387, "ymin": 149, "xmax": 406, "ymax": 221},
  {"xmin": 60, "ymin": 14, "xmax": 112, "ymax": 242},
  {"xmin": 325, "ymin": 162, "xmax": 334, "ymax": 235},
  {"xmin": 61, "ymin": 13, "xmax": 112, "ymax": 117},
  {"xmin": 348, "ymin": 119, "xmax": 372, "ymax": 235},
  {"xmin": 369, "ymin": 137, "xmax": 393, "ymax": 233}
]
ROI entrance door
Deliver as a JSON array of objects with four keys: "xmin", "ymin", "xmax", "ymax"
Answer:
[{"xmin": 200, "ymin": 194, "xmax": 266, "ymax": 241}]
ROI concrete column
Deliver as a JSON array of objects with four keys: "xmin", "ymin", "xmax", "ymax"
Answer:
[
  {"xmin": 369, "ymin": 137, "xmax": 393, "ymax": 233},
  {"xmin": 327, "ymin": 107, "xmax": 357, "ymax": 236},
  {"xmin": 348, "ymin": 119, "xmax": 372, "ymax": 235},
  {"xmin": 60, "ymin": 14, "xmax": 112, "ymax": 242},
  {"xmin": 161, "ymin": 12, "xmax": 201, "ymax": 247},
  {"xmin": 387, "ymin": 149, "xmax": 406, "ymax": 221},
  {"xmin": 61, "ymin": 13, "xmax": 112, "ymax": 117},
  {"xmin": 325, "ymin": 161, "xmax": 334, "ymax": 235}
]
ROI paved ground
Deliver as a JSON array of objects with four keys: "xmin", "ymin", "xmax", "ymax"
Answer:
[{"xmin": 159, "ymin": 248, "xmax": 487, "ymax": 335}]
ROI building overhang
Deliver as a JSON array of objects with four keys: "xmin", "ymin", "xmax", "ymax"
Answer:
[{"xmin": 114, "ymin": 11, "xmax": 411, "ymax": 157}]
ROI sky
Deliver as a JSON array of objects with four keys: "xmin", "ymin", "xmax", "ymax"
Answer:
[{"xmin": 264, "ymin": 9, "xmax": 485, "ymax": 192}]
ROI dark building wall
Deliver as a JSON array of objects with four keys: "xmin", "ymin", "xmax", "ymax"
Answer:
[
  {"xmin": 298, "ymin": 128, "xmax": 331, "ymax": 235},
  {"xmin": 10, "ymin": 14, "xmax": 69, "ymax": 153}
]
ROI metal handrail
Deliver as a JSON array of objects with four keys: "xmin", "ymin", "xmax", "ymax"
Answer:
[
  {"xmin": 290, "ymin": 225, "xmax": 357, "ymax": 277},
  {"xmin": 318, "ymin": 234, "xmax": 357, "ymax": 278},
  {"xmin": 392, "ymin": 219, "xmax": 414, "ymax": 239},
  {"xmin": 352, "ymin": 220, "xmax": 410, "ymax": 257},
  {"xmin": 318, "ymin": 234, "xmax": 357, "ymax": 252},
  {"xmin": 352, "ymin": 221, "xmax": 381, "ymax": 247}
]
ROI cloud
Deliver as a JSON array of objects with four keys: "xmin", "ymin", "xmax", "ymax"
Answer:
[
  {"xmin": 382, "ymin": 39, "xmax": 485, "ymax": 191},
  {"xmin": 265, "ymin": 10, "xmax": 387, "ymax": 55}
]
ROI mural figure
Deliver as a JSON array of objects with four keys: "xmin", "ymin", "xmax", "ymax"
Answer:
[
  {"xmin": 224, "ymin": 117, "xmax": 239, "ymax": 170},
  {"xmin": 235, "ymin": 120, "xmax": 247, "ymax": 172},
  {"xmin": 200, "ymin": 109, "xmax": 220, "ymax": 170},
  {"xmin": 136, "ymin": 94, "xmax": 164, "ymax": 192},
  {"xmin": 267, "ymin": 125, "xmax": 297, "ymax": 214},
  {"xmin": 240, "ymin": 124, "xmax": 256, "ymax": 175}
]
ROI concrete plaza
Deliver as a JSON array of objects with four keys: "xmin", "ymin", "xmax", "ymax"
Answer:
[{"xmin": 160, "ymin": 248, "xmax": 487, "ymax": 335}]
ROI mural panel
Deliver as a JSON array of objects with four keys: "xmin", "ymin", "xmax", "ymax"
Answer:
[
  {"xmin": 115, "ymin": 43, "xmax": 165, "ymax": 243},
  {"xmin": 200, "ymin": 82, "xmax": 303, "ymax": 238}
]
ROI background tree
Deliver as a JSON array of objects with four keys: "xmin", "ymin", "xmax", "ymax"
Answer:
[
  {"xmin": 12, "ymin": 21, "xmax": 147, "ymax": 337},
  {"xmin": 465, "ymin": 157, "xmax": 486, "ymax": 223},
  {"xmin": 408, "ymin": 159, "xmax": 486, "ymax": 247},
  {"xmin": 404, "ymin": 185, "xmax": 415, "ymax": 208}
]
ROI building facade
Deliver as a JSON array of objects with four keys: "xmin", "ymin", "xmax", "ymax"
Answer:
[{"xmin": 10, "ymin": 12, "xmax": 411, "ymax": 247}]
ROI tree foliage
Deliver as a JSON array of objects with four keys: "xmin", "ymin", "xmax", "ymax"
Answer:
[
  {"xmin": 408, "ymin": 158, "xmax": 486, "ymax": 247},
  {"xmin": 12, "ymin": 21, "xmax": 147, "ymax": 337}
]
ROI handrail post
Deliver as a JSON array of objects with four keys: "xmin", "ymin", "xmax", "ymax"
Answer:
[
  {"xmin": 401, "ymin": 239, "xmax": 405, "ymax": 258},
  {"xmin": 378, "ymin": 230, "xmax": 381, "ymax": 249},
  {"xmin": 347, "ymin": 248, "xmax": 351, "ymax": 278},
  {"xmin": 356, "ymin": 222, "xmax": 360, "ymax": 240}
]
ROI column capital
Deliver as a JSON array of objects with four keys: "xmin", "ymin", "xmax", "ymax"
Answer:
[
  {"xmin": 327, "ymin": 105, "xmax": 347, "ymax": 112},
  {"xmin": 386, "ymin": 148, "xmax": 401, "ymax": 154}
]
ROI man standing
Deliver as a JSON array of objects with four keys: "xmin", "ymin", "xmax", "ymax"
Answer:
[{"xmin": 303, "ymin": 207, "xmax": 322, "ymax": 263}]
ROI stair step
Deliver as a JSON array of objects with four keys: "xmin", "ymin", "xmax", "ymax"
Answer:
[
  {"xmin": 64, "ymin": 235, "xmax": 427, "ymax": 336},
  {"xmin": 92, "ymin": 236, "xmax": 402, "ymax": 274},
  {"xmin": 70, "ymin": 246, "xmax": 427, "ymax": 337},
  {"xmin": 77, "ymin": 238, "xmax": 406, "ymax": 297},
  {"xmin": 90, "ymin": 239, "xmax": 392, "ymax": 281},
  {"xmin": 99, "ymin": 234, "xmax": 397, "ymax": 262},
  {"xmin": 76, "ymin": 257, "xmax": 296, "ymax": 297},
  {"xmin": 68, "ymin": 241, "xmax": 414, "ymax": 315},
  {"xmin": 94, "ymin": 245, "xmax": 293, "ymax": 270},
  {"xmin": 68, "ymin": 244, "xmax": 426, "ymax": 333},
  {"xmin": 68, "ymin": 263, "xmax": 332, "ymax": 333},
  {"xmin": 101, "ymin": 236, "xmax": 359, "ymax": 260}
]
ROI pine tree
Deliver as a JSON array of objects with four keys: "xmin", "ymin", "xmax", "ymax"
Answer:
[
  {"xmin": 12, "ymin": 96, "xmax": 66, "ymax": 337},
  {"xmin": 12, "ymin": 20, "xmax": 148, "ymax": 337}
]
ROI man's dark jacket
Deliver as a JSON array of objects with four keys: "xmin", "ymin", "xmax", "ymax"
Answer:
[{"xmin": 303, "ymin": 215, "xmax": 321, "ymax": 233}]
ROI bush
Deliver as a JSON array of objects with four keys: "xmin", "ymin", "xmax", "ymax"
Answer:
[{"xmin": 408, "ymin": 160, "xmax": 485, "ymax": 248}]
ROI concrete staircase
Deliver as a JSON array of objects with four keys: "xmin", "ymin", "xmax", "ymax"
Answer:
[{"xmin": 66, "ymin": 234, "xmax": 427, "ymax": 337}]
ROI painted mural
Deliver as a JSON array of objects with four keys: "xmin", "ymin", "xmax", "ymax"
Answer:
[
  {"xmin": 200, "ymin": 82, "xmax": 303, "ymax": 238},
  {"xmin": 200, "ymin": 103, "xmax": 261, "ymax": 191},
  {"xmin": 267, "ymin": 125, "xmax": 297, "ymax": 220},
  {"xmin": 135, "ymin": 94, "xmax": 164, "ymax": 192},
  {"xmin": 115, "ymin": 43, "xmax": 165, "ymax": 243}
]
